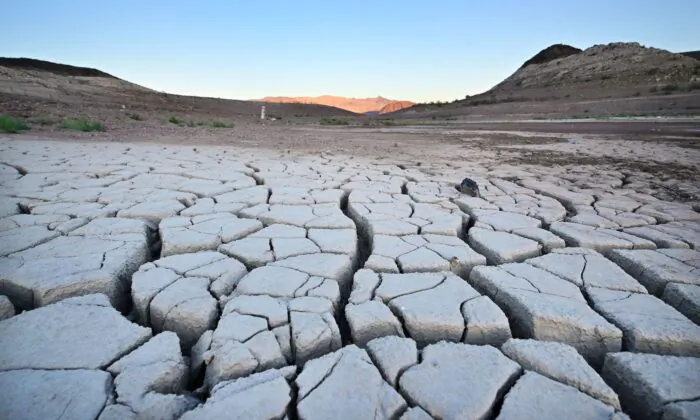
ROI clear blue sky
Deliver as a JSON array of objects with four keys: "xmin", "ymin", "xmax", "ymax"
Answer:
[{"xmin": 3, "ymin": 0, "xmax": 698, "ymax": 102}]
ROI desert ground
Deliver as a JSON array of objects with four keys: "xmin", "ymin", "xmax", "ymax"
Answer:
[
  {"xmin": 2, "ymin": 44, "xmax": 700, "ymax": 419},
  {"xmin": 1, "ymin": 117, "xmax": 700, "ymax": 419}
]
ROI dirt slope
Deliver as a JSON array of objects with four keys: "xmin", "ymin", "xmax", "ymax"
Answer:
[
  {"xmin": 0, "ymin": 58, "xmax": 354, "ymax": 126},
  {"xmin": 377, "ymin": 101, "xmax": 415, "ymax": 114},
  {"xmin": 258, "ymin": 95, "xmax": 414, "ymax": 114},
  {"xmin": 681, "ymin": 51, "xmax": 700, "ymax": 61},
  {"xmin": 389, "ymin": 42, "xmax": 700, "ymax": 119},
  {"xmin": 0, "ymin": 57, "xmax": 117, "ymax": 78},
  {"xmin": 487, "ymin": 42, "xmax": 700, "ymax": 99}
]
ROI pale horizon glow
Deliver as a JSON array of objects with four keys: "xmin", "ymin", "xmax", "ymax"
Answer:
[{"xmin": 2, "ymin": 0, "xmax": 698, "ymax": 103}]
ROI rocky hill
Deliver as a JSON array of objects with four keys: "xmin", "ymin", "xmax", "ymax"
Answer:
[
  {"xmin": 387, "ymin": 42, "xmax": 700, "ymax": 119},
  {"xmin": 485, "ymin": 42, "xmax": 700, "ymax": 100},
  {"xmin": 519, "ymin": 44, "xmax": 582, "ymax": 69},
  {"xmin": 0, "ymin": 57, "xmax": 354, "ymax": 125},
  {"xmin": 0, "ymin": 57, "xmax": 118, "ymax": 78},
  {"xmin": 681, "ymin": 51, "xmax": 700, "ymax": 61},
  {"xmin": 258, "ymin": 95, "xmax": 414, "ymax": 114}
]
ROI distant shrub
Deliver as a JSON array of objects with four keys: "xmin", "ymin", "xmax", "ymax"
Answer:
[
  {"xmin": 127, "ymin": 113, "xmax": 142, "ymax": 121},
  {"xmin": 211, "ymin": 120, "xmax": 234, "ymax": 128},
  {"xmin": 689, "ymin": 82, "xmax": 700, "ymax": 91},
  {"xmin": 29, "ymin": 116, "xmax": 55, "ymax": 126},
  {"xmin": 60, "ymin": 118, "xmax": 104, "ymax": 132},
  {"xmin": 649, "ymin": 86, "xmax": 658, "ymax": 93},
  {"xmin": 661, "ymin": 84, "xmax": 680, "ymax": 94},
  {"xmin": 0, "ymin": 115, "xmax": 29, "ymax": 133},
  {"xmin": 319, "ymin": 118, "xmax": 349, "ymax": 126},
  {"xmin": 634, "ymin": 92, "xmax": 641, "ymax": 97},
  {"xmin": 168, "ymin": 116, "xmax": 184, "ymax": 124}
]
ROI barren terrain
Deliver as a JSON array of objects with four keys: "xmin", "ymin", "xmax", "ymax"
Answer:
[
  {"xmin": 1, "ymin": 47, "xmax": 700, "ymax": 420},
  {"xmin": 392, "ymin": 42, "xmax": 700, "ymax": 119},
  {"xmin": 256, "ymin": 95, "xmax": 414, "ymax": 114},
  {"xmin": 1, "ymin": 128, "xmax": 700, "ymax": 419}
]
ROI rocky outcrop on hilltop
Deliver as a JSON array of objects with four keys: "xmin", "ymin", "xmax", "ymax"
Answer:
[
  {"xmin": 491, "ymin": 42, "xmax": 700, "ymax": 95},
  {"xmin": 519, "ymin": 44, "xmax": 583, "ymax": 69}
]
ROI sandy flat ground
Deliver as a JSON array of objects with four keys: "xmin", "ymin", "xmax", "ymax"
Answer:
[
  {"xmin": 2, "ymin": 123, "xmax": 700, "ymax": 419},
  {"xmin": 4, "ymin": 119, "xmax": 698, "ymax": 202}
]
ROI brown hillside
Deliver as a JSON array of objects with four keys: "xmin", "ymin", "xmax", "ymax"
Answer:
[
  {"xmin": 387, "ymin": 42, "xmax": 700, "ymax": 119},
  {"xmin": 378, "ymin": 101, "xmax": 414, "ymax": 114},
  {"xmin": 0, "ymin": 57, "xmax": 354, "ymax": 127},
  {"xmin": 681, "ymin": 51, "xmax": 700, "ymax": 61},
  {"xmin": 259, "ymin": 95, "xmax": 413, "ymax": 114},
  {"xmin": 488, "ymin": 42, "xmax": 700, "ymax": 99}
]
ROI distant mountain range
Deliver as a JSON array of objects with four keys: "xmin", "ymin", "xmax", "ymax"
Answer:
[{"xmin": 256, "ymin": 95, "xmax": 414, "ymax": 115}]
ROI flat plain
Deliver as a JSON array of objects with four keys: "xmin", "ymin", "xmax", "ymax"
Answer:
[{"xmin": 1, "ymin": 117, "xmax": 699, "ymax": 419}]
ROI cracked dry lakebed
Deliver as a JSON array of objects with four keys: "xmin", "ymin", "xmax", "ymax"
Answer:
[{"xmin": 0, "ymin": 138, "xmax": 699, "ymax": 420}]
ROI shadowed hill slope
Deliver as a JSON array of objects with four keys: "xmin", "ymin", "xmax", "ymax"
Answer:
[
  {"xmin": 387, "ymin": 42, "xmax": 700, "ymax": 119},
  {"xmin": 681, "ymin": 51, "xmax": 700, "ymax": 61},
  {"xmin": 0, "ymin": 57, "xmax": 355, "ymax": 124},
  {"xmin": 519, "ymin": 44, "xmax": 582, "ymax": 69},
  {"xmin": 0, "ymin": 57, "xmax": 117, "ymax": 78}
]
